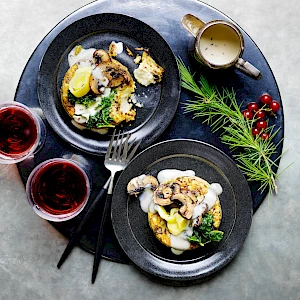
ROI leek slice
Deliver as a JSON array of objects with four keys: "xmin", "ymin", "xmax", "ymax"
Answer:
[{"xmin": 69, "ymin": 67, "xmax": 91, "ymax": 98}]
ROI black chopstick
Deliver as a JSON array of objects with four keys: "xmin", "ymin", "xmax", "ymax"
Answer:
[
  {"xmin": 57, "ymin": 178, "xmax": 111, "ymax": 269},
  {"xmin": 91, "ymin": 193, "xmax": 112, "ymax": 283}
]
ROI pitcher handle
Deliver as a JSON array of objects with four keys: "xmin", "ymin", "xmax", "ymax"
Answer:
[
  {"xmin": 181, "ymin": 14, "xmax": 206, "ymax": 38},
  {"xmin": 235, "ymin": 58, "xmax": 262, "ymax": 79}
]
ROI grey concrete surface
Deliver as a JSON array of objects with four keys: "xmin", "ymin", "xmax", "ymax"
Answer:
[{"xmin": 0, "ymin": 0, "xmax": 299, "ymax": 299}]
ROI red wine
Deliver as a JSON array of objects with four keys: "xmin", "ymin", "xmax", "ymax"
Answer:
[
  {"xmin": 0, "ymin": 106, "xmax": 38, "ymax": 156},
  {"xmin": 30, "ymin": 160, "xmax": 89, "ymax": 215}
]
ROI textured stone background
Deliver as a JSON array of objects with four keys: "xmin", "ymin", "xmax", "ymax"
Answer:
[{"xmin": 0, "ymin": 1, "xmax": 298, "ymax": 299}]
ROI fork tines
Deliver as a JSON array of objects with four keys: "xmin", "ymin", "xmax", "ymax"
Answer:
[{"xmin": 106, "ymin": 129, "xmax": 141, "ymax": 162}]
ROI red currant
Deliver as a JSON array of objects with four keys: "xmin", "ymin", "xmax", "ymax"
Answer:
[
  {"xmin": 252, "ymin": 128, "xmax": 261, "ymax": 136},
  {"xmin": 256, "ymin": 119, "xmax": 267, "ymax": 130},
  {"xmin": 242, "ymin": 109, "xmax": 253, "ymax": 119},
  {"xmin": 260, "ymin": 93, "xmax": 272, "ymax": 105},
  {"xmin": 247, "ymin": 102, "xmax": 259, "ymax": 112},
  {"xmin": 255, "ymin": 110, "xmax": 265, "ymax": 119},
  {"xmin": 270, "ymin": 100, "xmax": 280, "ymax": 112},
  {"xmin": 261, "ymin": 132, "xmax": 269, "ymax": 140}
]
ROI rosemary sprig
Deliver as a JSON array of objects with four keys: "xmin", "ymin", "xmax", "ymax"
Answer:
[{"xmin": 177, "ymin": 58, "xmax": 282, "ymax": 194}]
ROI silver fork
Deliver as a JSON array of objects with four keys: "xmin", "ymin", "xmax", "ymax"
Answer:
[
  {"xmin": 91, "ymin": 129, "xmax": 141, "ymax": 283},
  {"xmin": 105, "ymin": 129, "xmax": 140, "ymax": 196},
  {"xmin": 57, "ymin": 130, "xmax": 141, "ymax": 274}
]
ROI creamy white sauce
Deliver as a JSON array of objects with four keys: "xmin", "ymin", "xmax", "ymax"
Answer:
[
  {"xmin": 210, "ymin": 183, "xmax": 223, "ymax": 195},
  {"xmin": 101, "ymin": 88, "xmax": 111, "ymax": 98},
  {"xmin": 171, "ymin": 248, "xmax": 184, "ymax": 255},
  {"xmin": 139, "ymin": 188, "xmax": 154, "ymax": 213},
  {"xmin": 92, "ymin": 67, "xmax": 109, "ymax": 87},
  {"xmin": 203, "ymin": 188, "xmax": 218, "ymax": 210},
  {"xmin": 170, "ymin": 231, "xmax": 191, "ymax": 252},
  {"xmin": 76, "ymin": 58, "xmax": 96, "ymax": 70},
  {"xmin": 192, "ymin": 201, "xmax": 208, "ymax": 219},
  {"xmin": 192, "ymin": 183, "xmax": 223, "ymax": 219},
  {"xmin": 157, "ymin": 169, "xmax": 195, "ymax": 184},
  {"xmin": 68, "ymin": 47, "xmax": 96, "ymax": 67},
  {"xmin": 148, "ymin": 200, "xmax": 157, "ymax": 214},
  {"xmin": 74, "ymin": 100, "xmax": 100, "ymax": 122},
  {"xmin": 199, "ymin": 24, "xmax": 241, "ymax": 65},
  {"xmin": 120, "ymin": 98, "xmax": 132, "ymax": 113},
  {"xmin": 73, "ymin": 115, "xmax": 87, "ymax": 124}
]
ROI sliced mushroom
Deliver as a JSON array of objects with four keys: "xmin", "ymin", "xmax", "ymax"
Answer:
[
  {"xmin": 171, "ymin": 193, "xmax": 195, "ymax": 219},
  {"xmin": 127, "ymin": 175, "xmax": 159, "ymax": 195},
  {"xmin": 161, "ymin": 186, "xmax": 173, "ymax": 199},
  {"xmin": 171, "ymin": 183, "xmax": 180, "ymax": 194},
  {"xmin": 100, "ymin": 65, "xmax": 131, "ymax": 88},
  {"xmin": 153, "ymin": 189, "xmax": 173, "ymax": 206},
  {"xmin": 91, "ymin": 49, "xmax": 131, "ymax": 89},
  {"xmin": 192, "ymin": 215, "xmax": 202, "ymax": 227},
  {"xmin": 186, "ymin": 191, "xmax": 197, "ymax": 204},
  {"xmin": 89, "ymin": 67, "xmax": 109, "ymax": 94},
  {"xmin": 93, "ymin": 49, "xmax": 111, "ymax": 65}
]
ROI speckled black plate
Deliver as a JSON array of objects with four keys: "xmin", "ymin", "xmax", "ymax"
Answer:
[
  {"xmin": 37, "ymin": 13, "xmax": 180, "ymax": 155},
  {"xmin": 111, "ymin": 139, "xmax": 253, "ymax": 284}
]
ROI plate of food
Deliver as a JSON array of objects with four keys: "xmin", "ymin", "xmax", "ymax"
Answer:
[
  {"xmin": 111, "ymin": 139, "xmax": 253, "ymax": 284},
  {"xmin": 37, "ymin": 13, "xmax": 180, "ymax": 155}
]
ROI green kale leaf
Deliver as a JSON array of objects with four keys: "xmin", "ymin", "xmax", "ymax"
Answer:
[
  {"xmin": 188, "ymin": 213, "xmax": 224, "ymax": 246},
  {"xmin": 68, "ymin": 91, "xmax": 96, "ymax": 107},
  {"xmin": 86, "ymin": 91, "xmax": 115, "ymax": 129}
]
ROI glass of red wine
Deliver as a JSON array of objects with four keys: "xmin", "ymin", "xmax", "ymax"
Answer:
[
  {"xmin": 0, "ymin": 102, "xmax": 46, "ymax": 164},
  {"xmin": 26, "ymin": 158, "xmax": 91, "ymax": 221}
]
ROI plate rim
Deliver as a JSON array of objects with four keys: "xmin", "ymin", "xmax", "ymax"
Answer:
[
  {"xmin": 111, "ymin": 138, "xmax": 253, "ymax": 282},
  {"xmin": 37, "ymin": 12, "xmax": 181, "ymax": 156}
]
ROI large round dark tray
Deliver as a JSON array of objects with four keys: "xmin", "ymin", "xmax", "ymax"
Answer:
[{"xmin": 16, "ymin": 0, "xmax": 283, "ymax": 265}]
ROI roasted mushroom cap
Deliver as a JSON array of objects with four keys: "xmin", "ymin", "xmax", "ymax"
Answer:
[
  {"xmin": 171, "ymin": 183, "xmax": 181, "ymax": 194},
  {"xmin": 153, "ymin": 182, "xmax": 178, "ymax": 206},
  {"xmin": 127, "ymin": 175, "xmax": 159, "ymax": 195},
  {"xmin": 153, "ymin": 189, "xmax": 174, "ymax": 206},
  {"xmin": 171, "ymin": 193, "xmax": 195, "ymax": 219},
  {"xmin": 93, "ymin": 49, "xmax": 111, "ymax": 65},
  {"xmin": 90, "ymin": 49, "xmax": 131, "ymax": 92}
]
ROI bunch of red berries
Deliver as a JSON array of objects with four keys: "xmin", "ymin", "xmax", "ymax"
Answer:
[{"xmin": 241, "ymin": 93, "xmax": 281, "ymax": 140}]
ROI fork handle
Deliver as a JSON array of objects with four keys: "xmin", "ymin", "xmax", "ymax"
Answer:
[
  {"xmin": 91, "ymin": 193, "xmax": 112, "ymax": 284},
  {"xmin": 57, "ymin": 178, "xmax": 110, "ymax": 269}
]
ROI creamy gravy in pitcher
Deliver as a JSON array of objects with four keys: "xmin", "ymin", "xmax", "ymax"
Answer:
[{"xmin": 199, "ymin": 23, "xmax": 241, "ymax": 65}]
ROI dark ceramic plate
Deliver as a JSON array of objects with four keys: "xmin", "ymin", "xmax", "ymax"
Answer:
[
  {"xmin": 111, "ymin": 139, "xmax": 253, "ymax": 283},
  {"xmin": 37, "ymin": 13, "xmax": 180, "ymax": 155}
]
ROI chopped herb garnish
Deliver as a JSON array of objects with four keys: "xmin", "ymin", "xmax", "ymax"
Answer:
[
  {"xmin": 68, "ymin": 91, "xmax": 96, "ymax": 107},
  {"xmin": 86, "ymin": 91, "xmax": 115, "ymax": 129},
  {"xmin": 188, "ymin": 213, "xmax": 224, "ymax": 246}
]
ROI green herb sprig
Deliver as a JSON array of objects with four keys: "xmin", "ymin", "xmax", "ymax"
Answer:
[
  {"xmin": 189, "ymin": 214, "xmax": 224, "ymax": 246},
  {"xmin": 177, "ymin": 58, "xmax": 283, "ymax": 194}
]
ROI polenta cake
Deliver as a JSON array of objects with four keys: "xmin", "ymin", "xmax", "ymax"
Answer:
[
  {"xmin": 61, "ymin": 45, "xmax": 136, "ymax": 133},
  {"xmin": 127, "ymin": 170, "xmax": 224, "ymax": 255},
  {"xmin": 61, "ymin": 43, "xmax": 165, "ymax": 133}
]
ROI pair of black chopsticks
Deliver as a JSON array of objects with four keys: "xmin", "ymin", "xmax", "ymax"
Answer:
[{"xmin": 57, "ymin": 177, "xmax": 111, "ymax": 283}]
